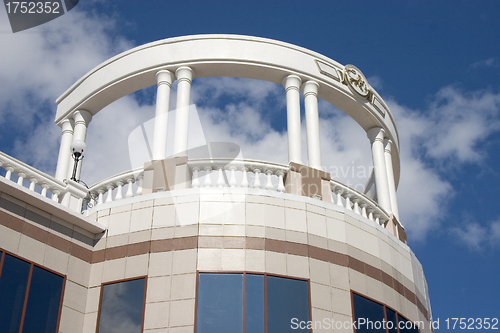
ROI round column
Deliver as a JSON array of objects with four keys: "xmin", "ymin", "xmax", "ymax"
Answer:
[
  {"xmin": 173, "ymin": 66, "xmax": 194, "ymax": 156},
  {"xmin": 282, "ymin": 75, "xmax": 303, "ymax": 165},
  {"xmin": 152, "ymin": 70, "xmax": 174, "ymax": 160},
  {"xmin": 302, "ymin": 80, "xmax": 322, "ymax": 170},
  {"xmin": 384, "ymin": 139, "xmax": 400, "ymax": 220},
  {"xmin": 367, "ymin": 127, "xmax": 392, "ymax": 214},
  {"xmin": 54, "ymin": 119, "xmax": 74, "ymax": 180},
  {"xmin": 68, "ymin": 110, "xmax": 92, "ymax": 180}
]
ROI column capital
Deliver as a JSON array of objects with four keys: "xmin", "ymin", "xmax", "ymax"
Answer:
[
  {"xmin": 282, "ymin": 75, "xmax": 302, "ymax": 92},
  {"xmin": 73, "ymin": 110, "xmax": 92, "ymax": 126},
  {"xmin": 175, "ymin": 66, "xmax": 194, "ymax": 84},
  {"xmin": 367, "ymin": 127, "xmax": 385, "ymax": 144},
  {"xmin": 384, "ymin": 138, "xmax": 393, "ymax": 154},
  {"xmin": 60, "ymin": 118, "xmax": 74, "ymax": 135},
  {"xmin": 156, "ymin": 70, "xmax": 174, "ymax": 87},
  {"xmin": 301, "ymin": 80, "xmax": 319, "ymax": 97}
]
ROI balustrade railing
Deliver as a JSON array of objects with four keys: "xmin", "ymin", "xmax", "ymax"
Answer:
[
  {"xmin": 188, "ymin": 158, "xmax": 288, "ymax": 192},
  {"xmin": 84, "ymin": 158, "xmax": 390, "ymax": 226},
  {"xmin": 85, "ymin": 159, "xmax": 289, "ymax": 208},
  {"xmin": 0, "ymin": 151, "xmax": 66, "ymax": 202},
  {"xmin": 330, "ymin": 179, "xmax": 390, "ymax": 226},
  {"xmin": 86, "ymin": 167, "xmax": 144, "ymax": 207},
  {"xmin": 2, "ymin": 148, "xmax": 390, "ymax": 229}
]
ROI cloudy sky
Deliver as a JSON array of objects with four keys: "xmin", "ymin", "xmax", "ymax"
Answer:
[{"xmin": 1, "ymin": 0, "xmax": 499, "ymax": 329}]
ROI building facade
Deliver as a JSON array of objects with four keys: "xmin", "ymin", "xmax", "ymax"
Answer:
[{"xmin": 0, "ymin": 35, "xmax": 431, "ymax": 332}]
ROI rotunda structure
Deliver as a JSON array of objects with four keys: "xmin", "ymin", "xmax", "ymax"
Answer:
[{"xmin": 0, "ymin": 35, "xmax": 432, "ymax": 333}]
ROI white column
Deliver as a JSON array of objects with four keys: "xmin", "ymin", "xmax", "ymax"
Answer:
[
  {"xmin": 283, "ymin": 75, "xmax": 303, "ymax": 164},
  {"xmin": 54, "ymin": 119, "xmax": 74, "ymax": 180},
  {"xmin": 367, "ymin": 127, "xmax": 392, "ymax": 214},
  {"xmin": 384, "ymin": 139, "xmax": 400, "ymax": 220},
  {"xmin": 152, "ymin": 70, "xmax": 174, "ymax": 160},
  {"xmin": 68, "ymin": 110, "xmax": 92, "ymax": 180},
  {"xmin": 173, "ymin": 67, "xmax": 194, "ymax": 156},
  {"xmin": 302, "ymin": 81, "xmax": 322, "ymax": 170}
]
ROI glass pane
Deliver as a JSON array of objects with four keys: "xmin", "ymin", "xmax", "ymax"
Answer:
[
  {"xmin": 98, "ymin": 278, "xmax": 145, "ymax": 333},
  {"xmin": 267, "ymin": 276, "xmax": 309, "ymax": 332},
  {"xmin": 399, "ymin": 316, "xmax": 419, "ymax": 333},
  {"xmin": 246, "ymin": 274, "xmax": 264, "ymax": 333},
  {"xmin": 352, "ymin": 293, "xmax": 385, "ymax": 333},
  {"xmin": 197, "ymin": 273, "xmax": 243, "ymax": 333},
  {"xmin": 386, "ymin": 308, "xmax": 398, "ymax": 333},
  {"xmin": 22, "ymin": 265, "xmax": 64, "ymax": 333},
  {"xmin": 0, "ymin": 254, "xmax": 31, "ymax": 333}
]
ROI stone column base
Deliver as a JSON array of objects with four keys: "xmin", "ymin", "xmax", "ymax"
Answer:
[
  {"xmin": 142, "ymin": 156, "xmax": 192, "ymax": 194},
  {"xmin": 284, "ymin": 162, "xmax": 332, "ymax": 203}
]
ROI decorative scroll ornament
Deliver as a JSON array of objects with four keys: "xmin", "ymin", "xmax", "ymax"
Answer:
[{"xmin": 344, "ymin": 65, "xmax": 371, "ymax": 98}]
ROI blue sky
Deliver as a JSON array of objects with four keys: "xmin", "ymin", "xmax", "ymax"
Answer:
[{"xmin": 1, "ymin": 0, "xmax": 500, "ymax": 330}]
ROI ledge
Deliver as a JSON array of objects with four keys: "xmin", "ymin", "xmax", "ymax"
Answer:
[
  {"xmin": 0, "ymin": 176, "xmax": 106, "ymax": 234},
  {"xmin": 86, "ymin": 187, "xmax": 408, "ymax": 250}
]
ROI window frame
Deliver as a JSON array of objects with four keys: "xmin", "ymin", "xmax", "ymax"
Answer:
[
  {"xmin": 194, "ymin": 270, "xmax": 312, "ymax": 333},
  {"xmin": 0, "ymin": 248, "xmax": 66, "ymax": 333},
  {"xmin": 351, "ymin": 291, "xmax": 419, "ymax": 333},
  {"xmin": 95, "ymin": 276, "xmax": 148, "ymax": 333}
]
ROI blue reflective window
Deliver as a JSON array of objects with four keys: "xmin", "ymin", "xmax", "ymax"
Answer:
[
  {"xmin": 352, "ymin": 293, "xmax": 386, "ymax": 333},
  {"xmin": 386, "ymin": 307, "xmax": 398, "ymax": 333},
  {"xmin": 353, "ymin": 293, "xmax": 420, "ymax": 333},
  {"xmin": 245, "ymin": 274, "xmax": 264, "ymax": 333},
  {"xmin": 0, "ymin": 252, "xmax": 65, "ymax": 333},
  {"xmin": 399, "ymin": 316, "xmax": 419, "ymax": 333},
  {"xmin": 0, "ymin": 254, "xmax": 31, "ymax": 333},
  {"xmin": 197, "ymin": 273, "xmax": 243, "ymax": 333},
  {"xmin": 22, "ymin": 266, "xmax": 64, "ymax": 333},
  {"xmin": 97, "ymin": 278, "xmax": 146, "ymax": 333},
  {"xmin": 267, "ymin": 275, "xmax": 309, "ymax": 332},
  {"xmin": 196, "ymin": 273, "xmax": 310, "ymax": 333}
]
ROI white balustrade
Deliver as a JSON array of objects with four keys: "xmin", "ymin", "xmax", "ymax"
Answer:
[
  {"xmin": 0, "ymin": 151, "xmax": 394, "ymax": 233},
  {"xmin": 330, "ymin": 180, "xmax": 390, "ymax": 226},
  {"xmin": 192, "ymin": 167, "xmax": 200, "ymax": 188},
  {"xmin": 87, "ymin": 167, "xmax": 143, "ymax": 208},
  {"xmin": 203, "ymin": 166, "xmax": 213, "ymax": 187},
  {"xmin": 265, "ymin": 170, "xmax": 274, "ymax": 190},
  {"xmin": 0, "ymin": 151, "xmax": 66, "ymax": 201},
  {"xmin": 125, "ymin": 178, "xmax": 135, "ymax": 198},
  {"xmin": 2, "ymin": 148, "xmax": 399, "ymax": 234},
  {"xmin": 253, "ymin": 169, "xmax": 262, "ymax": 189},
  {"xmin": 229, "ymin": 166, "xmax": 237, "ymax": 188},
  {"xmin": 241, "ymin": 168, "xmax": 249, "ymax": 188},
  {"xmin": 188, "ymin": 159, "xmax": 288, "ymax": 193}
]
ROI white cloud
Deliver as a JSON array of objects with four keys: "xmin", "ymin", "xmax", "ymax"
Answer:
[
  {"xmin": 0, "ymin": 6, "xmax": 134, "ymax": 173},
  {"xmin": 452, "ymin": 219, "xmax": 500, "ymax": 251},
  {"xmin": 80, "ymin": 96, "xmax": 154, "ymax": 185},
  {"xmin": 470, "ymin": 57, "xmax": 500, "ymax": 69},
  {"xmin": 367, "ymin": 75, "xmax": 383, "ymax": 90},
  {"xmin": 420, "ymin": 87, "xmax": 500, "ymax": 163},
  {"xmin": 386, "ymin": 86, "xmax": 500, "ymax": 240}
]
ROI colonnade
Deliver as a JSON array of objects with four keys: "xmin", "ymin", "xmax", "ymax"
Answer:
[
  {"xmin": 54, "ymin": 110, "xmax": 92, "ymax": 182},
  {"xmin": 53, "ymin": 68, "xmax": 399, "ymax": 220},
  {"xmin": 367, "ymin": 127, "xmax": 399, "ymax": 220}
]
